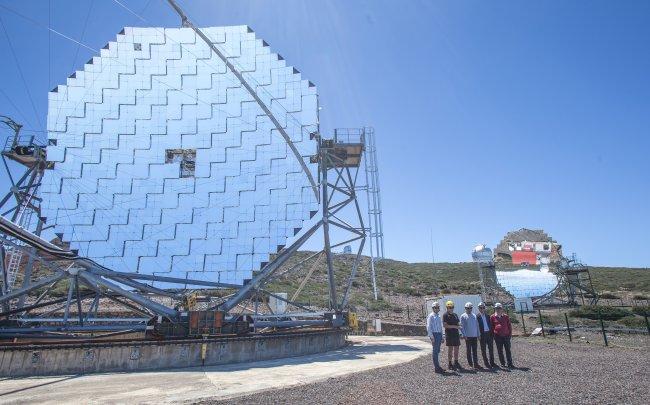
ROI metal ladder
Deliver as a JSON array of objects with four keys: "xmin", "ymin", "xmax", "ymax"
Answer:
[
  {"xmin": 4, "ymin": 172, "xmax": 39, "ymax": 290},
  {"xmin": 5, "ymin": 208, "xmax": 33, "ymax": 289}
]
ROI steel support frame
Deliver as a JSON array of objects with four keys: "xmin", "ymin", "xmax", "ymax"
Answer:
[
  {"xmin": 1, "ymin": 98, "xmax": 370, "ymax": 336},
  {"xmin": 215, "ymin": 134, "xmax": 368, "ymax": 325},
  {"xmin": 320, "ymin": 135, "xmax": 367, "ymax": 313},
  {"xmin": 533, "ymin": 257, "xmax": 599, "ymax": 307},
  {"xmin": 0, "ymin": 166, "xmax": 367, "ymax": 337},
  {"xmin": 0, "ymin": 146, "xmax": 368, "ymax": 335},
  {"xmin": 0, "ymin": 123, "xmax": 47, "ymax": 304}
]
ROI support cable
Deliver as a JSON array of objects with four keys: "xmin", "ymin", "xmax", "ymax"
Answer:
[{"xmin": 0, "ymin": 14, "xmax": 44, "ymax": 131}]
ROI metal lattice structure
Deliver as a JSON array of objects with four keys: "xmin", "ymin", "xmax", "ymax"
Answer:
[
  {"xmin": 534, "ymin": 254, "xmax": 599, "ymax": 306},
  {"xmin": 0, "ymin": 116, "xmax": 48, "ymax": 299},
  {"xmin": 361, "ymin": 127, "xmax": 384, "ymax": 300},
  {"xmin": 0, "ymin": 0, "xmax": 374, "ymax": 340}
]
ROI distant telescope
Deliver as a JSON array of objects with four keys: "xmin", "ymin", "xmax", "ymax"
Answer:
[{"xmin": 472, "ymin": 244, "xmax": 494, "ymax": 265}]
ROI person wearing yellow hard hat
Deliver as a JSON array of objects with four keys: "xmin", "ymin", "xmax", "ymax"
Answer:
[{"xmin": 442, "ymin": 300, "xmax": 462, "ymax": 370}]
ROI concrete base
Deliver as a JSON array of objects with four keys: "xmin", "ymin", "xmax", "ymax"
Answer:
[
  {"xmin": 0, "ymin": 336, "xmax": 430, "ymax": 404},
  {"xmin": 0, "ymin": 329, "xmax": 346, "ymax": 377}
]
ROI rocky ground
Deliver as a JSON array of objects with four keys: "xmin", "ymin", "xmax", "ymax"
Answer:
[{"xmin": 206, "ymin": 337, "xmax": 650, "ymax": 405}]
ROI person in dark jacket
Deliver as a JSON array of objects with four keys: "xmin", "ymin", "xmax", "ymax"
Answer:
[
  {"xmin": 490, "ymin": 302, "xmax": 514, "ymax": 368},
  {"xmin": 477, "ymin": 302, "xmax": 496, "ymax": 368},
  {"xmin": 442, "ymin": 300, "xmax": 462, "ymax": 370}
]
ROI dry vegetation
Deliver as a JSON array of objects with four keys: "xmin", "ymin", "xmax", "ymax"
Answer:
[{"xmin": 266, "ymin": 251, "xmax": 650, "ymax": 314}]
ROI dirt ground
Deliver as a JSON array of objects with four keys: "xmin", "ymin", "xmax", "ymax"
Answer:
[{"xmin": 208, "ymin": 336, "xmax": 650, "ymax": 405}]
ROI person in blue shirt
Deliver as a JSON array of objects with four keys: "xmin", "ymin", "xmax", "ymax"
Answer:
[{"xmin": 460, "ymin": 302, "xmax": 481, "ymax": 369}]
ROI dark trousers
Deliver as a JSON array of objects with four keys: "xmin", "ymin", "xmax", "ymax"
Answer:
[
  {"xmin": 494, "ymin": 335, "xmax": 513, "ymax": 366},
  {"xmin": 465, "ymin": 337, "xmax": 479, "ymax": 366},
  {"xmin": 479, "ymin": 332, "xmax": 495, "ymax": 366}
]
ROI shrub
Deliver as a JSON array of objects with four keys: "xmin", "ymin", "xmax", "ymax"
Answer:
[
  {"xmin": 618, "ymin": 316, "xmax": 647, "ymax": 329},
  {"xmin": 620, "ymin": 282, "xmax": 636, "ymax": 290},
  {"xmin": 632, "ymin": 306, "xmax": 650, "ymax": 317},
  {"xmin": 569, "ymin": 306, "xmax": 632, "ymax": 321},
  {"xmin": 598, "ymin": 292, "xmax": 620, "ymax": 299},
  {"xmin": 367, "ymin": 299, "xmax": 392, "ymax": 312},
  {"xmin": 505, "ymin": 310, "xmax": 520, "ymax": 324},
  {"xmin": 535, "ymin": 314, "xmax": 558, "ymax": 326},
  {"xmin": 633, "ymin": 294, "xmax": 649, "ymax": 301}
]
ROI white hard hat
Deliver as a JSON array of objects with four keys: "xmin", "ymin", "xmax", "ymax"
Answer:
[
  {"xmin": 464, "ymin": 302, "xmax": 473, "ymax": 309},
  {"xmin": 478, "ymin": 302, "xmax": 486, "ymax": 308},
  {"xmin": 495, "ymin": 302, "xmax": 503, "ymax": 308},
  {"xmin": 432, "ymin": 301, "xmax": 440, "ymax": 307}
]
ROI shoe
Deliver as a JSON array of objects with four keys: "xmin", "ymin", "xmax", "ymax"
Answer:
[
  {"xmin": 490, "ymin": 363, "xmax": 497, "ymax": 368},
  {"xmin": 435, "ymin": 367, "xmax": 445, "ymax": 374},
  {"xmin": 449, "ymin": 362, "xmax": 454, "ymax": 370},
  {"xmin": 508, "ymin": 364, "xmax": 515, "ymax": 369},
  {"xmin": 500, "ymin": 363, "xmax": 506, "ymax": 368},
  {"xmin": 454, "ymin": 361, "xmax": 462, "ymax": 369},
  {"xmin": 475, "ymin": 365, "xmax": 483, "ymax": 370}
]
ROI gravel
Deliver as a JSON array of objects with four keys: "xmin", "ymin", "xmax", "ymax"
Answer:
[{"xmin": 203, "ymin": 337, "xmax": 650, "ymax": 405}]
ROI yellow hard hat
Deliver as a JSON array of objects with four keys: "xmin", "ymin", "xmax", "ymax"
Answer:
[{"xmin": 445, "ymin": 300, "xmax": 454, "ymax": 307}]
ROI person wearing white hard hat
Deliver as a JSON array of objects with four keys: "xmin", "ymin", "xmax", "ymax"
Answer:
[
  {"xmin": 459, "ymin": 301, "xmax": 480, "ymax": 369},
  {"xmin": 477, "ymin": 302, "xmax": 496, "ymax": 368},
  {"xmin": 426, "ymin": 301, "xmax": 445, "ymax": 373},
  {"xmin": 491, "ymin": 303, "xmax": 514, "ymax": 368}
]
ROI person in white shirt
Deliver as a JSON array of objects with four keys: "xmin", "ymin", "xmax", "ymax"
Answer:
[{"xmin": 426, "ymin": 301, "xmax": 445, "ymax": 373}]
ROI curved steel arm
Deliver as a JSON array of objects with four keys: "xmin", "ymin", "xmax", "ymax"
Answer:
[{"xmin": 165, "ymin": 0, "xmax": 319, "ymax": 200}]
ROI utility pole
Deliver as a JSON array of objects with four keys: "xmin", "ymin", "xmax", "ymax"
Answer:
[{"xmin": 430, "ymin": 228, "xmax": 435, "ymax": 270}]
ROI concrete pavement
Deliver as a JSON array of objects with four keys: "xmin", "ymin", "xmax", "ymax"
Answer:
[{"xmin": 0, "ymin": 336, "xmax": 430, "ymax": 404}]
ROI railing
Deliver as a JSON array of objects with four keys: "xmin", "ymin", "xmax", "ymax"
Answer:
[
  {"xmin": 334, "ymin": 128, "xmax": 365, "ymax": 145},
  {"xmin": 2, "ymin": 134, "xmax": 47, "ymax": 153}
]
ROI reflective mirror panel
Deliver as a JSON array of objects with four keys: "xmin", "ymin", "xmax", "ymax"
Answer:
[{"xmin": 42, "ymin": 26, "xmax": 319, "ymax": 285}]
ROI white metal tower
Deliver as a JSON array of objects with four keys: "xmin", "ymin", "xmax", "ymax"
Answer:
[{"xmin": 363, "ymin": 127, "xmax": 385, "ymax": 300}]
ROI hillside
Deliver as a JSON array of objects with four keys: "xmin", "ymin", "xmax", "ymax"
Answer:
[
  {"xmin": 266, "ymin": 251, "xmax": 650, "ymax": 311},
  {"xmin": 23, "ymin": 250, "xmax": 650, "ymax": 311}
]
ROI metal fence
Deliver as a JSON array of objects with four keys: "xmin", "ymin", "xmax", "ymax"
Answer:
[
  {"xmin": 354, "ymin": 302, "xmax": 650, "ymax": 348},
  {"xmin": 518, "ymin": 307, "xmax": 650, "ymax": 347}
]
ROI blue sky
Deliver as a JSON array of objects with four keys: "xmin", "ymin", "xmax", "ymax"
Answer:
[{"xmin": 0, "ymin": 0, "xmax": 648, "ymax": 267}]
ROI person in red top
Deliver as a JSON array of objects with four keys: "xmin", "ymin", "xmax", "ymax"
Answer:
[{"xmin": 490, "ymin": 303, "xmax": 514, "ymax": 368}]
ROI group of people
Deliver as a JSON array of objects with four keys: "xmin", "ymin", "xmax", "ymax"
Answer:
[{"xmin": 426, "ymin": 300, "xmax": 514, "ymax": 373}]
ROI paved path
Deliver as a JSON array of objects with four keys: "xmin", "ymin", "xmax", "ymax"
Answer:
[{"xmin": 0, "ymin": 336, "xmax": 430, "ymax": 404}]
